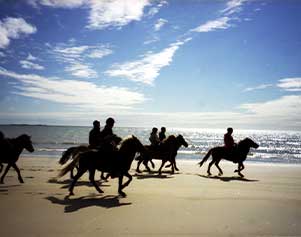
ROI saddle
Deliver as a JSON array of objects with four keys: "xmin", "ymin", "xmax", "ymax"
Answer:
[{"xmin": 224, "ymin": 145, "xmax": 239, "ymax": 163}]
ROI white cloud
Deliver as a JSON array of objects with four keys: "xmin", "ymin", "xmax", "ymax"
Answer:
[
  {"xmin": 87, "ymin": 0, "xmax": 151, "ymax": 29},
  {"xmin": 244, "ymin": 84, "xmax": 273, "ymax": 92},
  {"xmin": 0, "ymin": 17, "xmax": 37, "ymax": 48},
  {"xmin": 88, "ymin": 47, "xmax": 113, "ymax": 59},
  {"xmin": 221, "ymin": 0, "xmax": 247, "ymax": 15},
  {"xmin": 65, "ymin": 62, "xmax": 97, "ymax": 78},
  {"xmin": 191, "ymin": 17, "xmax": 231, "ymax": 33},
  {"xmin": 106, "ymin": 39, "xmax": 190, "ymax": 85},
  {"xmin": 277, "ymin": 78, "xmax": 301, "ymax": 92},
  {"xmin": 239, "ymin": 95, "xmax": 301, "ymax": 127},
  {"xmin": 26, "ymin": 53, "xmax": 38, "ymax": 61},
  {"xmin": 0, "ymin": 67, "xmax": 146, "ymax": 111},
  {"xmin": 27, "ymin": 0, "xmax": 86, "ymax": 8},
  {"xmin": 52, "ymin": 44, "xmax": 113, "ymax": 78},
  {"xmin": 154, "ymin": 18, "xmax": 168, "ymax": 31},
  {"xmin": 20, "ymin": 60, "xmax": 45, "ymax": 70},
  {"xmin": 147, "ymin": 0, "xmax": 168, "ymax": 17}
]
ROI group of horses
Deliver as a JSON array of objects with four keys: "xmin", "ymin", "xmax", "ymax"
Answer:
[{"xmin": 0, "ymin": 133, "xmax": 259, "ymax": 197}]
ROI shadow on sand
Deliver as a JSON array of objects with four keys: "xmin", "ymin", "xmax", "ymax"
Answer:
[
  {"xmin": 46, "ymin": 194, "xmax": 131, "ymax": 213},
  {"xmin": 134, "ymin": 170, "xmax": 175, "ymax": 180},
  {"xmin": 48, "ymin": 178, "xmax": 110, "ymax": 189},
  {"xmin": 197, "ymin": 174, "xmax": 259, "ymax": 182}
]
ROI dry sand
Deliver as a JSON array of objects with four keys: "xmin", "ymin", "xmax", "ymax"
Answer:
[{"xmin": 0, "ymin": 157, "xmax": 301, "ymax": 237}]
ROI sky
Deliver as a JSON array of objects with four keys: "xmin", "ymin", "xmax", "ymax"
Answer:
[{"xmin": 0, "ymin": 0, "xmax": 300, "ymax": 130}]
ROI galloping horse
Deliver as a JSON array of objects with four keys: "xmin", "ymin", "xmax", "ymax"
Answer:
[
  {"xmin": 198, "ymin": 137, "xmax": 259, "ymax": 177},
  {"xmin": 57, "ymin": 136, "xmax": 147, "ymax": 197},
  {"xmin": 0, "ymin": 134, "xmax": 34, "ymax": 183},
  {"xmin": 59, "ymin": 135, "xmax": 122, "ymax": 179},
  {"xmin": 136, "ymin": 135, "xmax": 188, "ymax": 174}
]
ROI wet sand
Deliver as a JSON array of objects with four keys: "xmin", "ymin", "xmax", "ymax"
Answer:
[{"xmin": 1, "ymin": 158, "xmax": 301, "ymax": 237}]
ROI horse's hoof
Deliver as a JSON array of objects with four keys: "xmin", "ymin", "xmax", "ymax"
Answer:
[
  {"xmin": 69, "ymin": 191, "xmax": 74, "ymax": 196},
  {"xmin": 218, "ymin": 173, "xmax": 223, "ymax": 176},
  {"xmin": 119, "ymin": 191, "xmax": 126, "ymax": 198},
  {"xmin": 19, "ymin": 178, "xmax": 24, "ymax": 183},
  {"xmin": 238, "ymin": 173, "xmax": 244, "ymax": 178},
  {"xmin": 234, "ymin": 170, "xmax": 238, "ymax": 173},
  {"xmin": 136, "ymin": 169, "xmax": 142, "ymax": 174},
  {"xmin": 207, "ymin": 173, "xmax": 212, "ymax": 176}
]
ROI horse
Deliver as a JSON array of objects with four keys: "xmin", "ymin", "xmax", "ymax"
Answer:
[
  {"xmin": 57, "ymin": 135, "xmax": 147, "ymax": 197},
  {"xmin": 59, "ymin": 135, "xmax": 122, "ymax": 179},
  {"xmin": 0, "ymin": 134, "xmax": 34, "ymax": 183},
  {"xmin": 136, "ymin": 135, "xmax": 188, "ymax": 175},
  {"xmin": 198, "ymin": 137, "xmax": 259, "ymax": 177}
]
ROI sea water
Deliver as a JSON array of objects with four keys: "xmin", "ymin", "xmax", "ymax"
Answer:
[{"xmin": 0, "ymin": 125, "xmax": 300, "ymax": 164}]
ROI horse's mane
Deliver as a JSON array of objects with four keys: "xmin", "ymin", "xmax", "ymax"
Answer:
[
  {"xmin": 161, "ymin": 135, "xmax": 176, "ymax": 145},
  {"xmin": 238, "ymin": 137, "xmax": 251, "ymax": 146},
  {"xmin": 119, "ymin": 135, "xmax": 135, "ymax": 147}
]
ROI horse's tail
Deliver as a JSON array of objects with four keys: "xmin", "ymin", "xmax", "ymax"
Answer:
[
  {"xmin": 59, "ymin": 147, "xmax": 76, "ymax": 165},
  {"xmin": 198, "ymin": 149, "xmax": 212, "ymax": 167},
  {"xmin": 57, "ymin": 153, "xmax": 81, "ymax": 178}
]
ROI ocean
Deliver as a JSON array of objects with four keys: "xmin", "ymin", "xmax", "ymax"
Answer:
[{"xmin": 0, "ymin": 125, "xmax": 300, "ymax": 164}]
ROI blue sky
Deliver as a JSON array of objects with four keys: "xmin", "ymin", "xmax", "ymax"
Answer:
[{"xmin": 0, "ymin": 0, "xmax": 300, "ymax": 130}]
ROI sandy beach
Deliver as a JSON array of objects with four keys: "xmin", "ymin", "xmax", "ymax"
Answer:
[{"xmin": 1, "ymin": 158, "xmax": 301, "ymax": 237}]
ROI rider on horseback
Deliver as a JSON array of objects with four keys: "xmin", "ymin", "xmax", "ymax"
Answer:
[
  {"xmin": 224, "ymin": 127, "xmax": 237, "ymax": 161},
  {"xmin": 99, "ymin": 117, "xmax": 121, "ymax": 152},
  {"xmin": 89, "ymin": 120, "xmax": 102, "ymax": 149},
  {"xmin": 149, "ymin": 127, "xmax": 160, "ymax": 150}
]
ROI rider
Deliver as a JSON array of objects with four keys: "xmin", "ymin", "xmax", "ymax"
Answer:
[
  {"xmin": 224, "ymin": 127, "xmax": 237, "ymax": 157},
  {"xmin": 159, "ymin": 127, "xmax": 166, "ymax": 142},
  {"xmin": 99, "ymin": 117, "xmax": 120, "ymax": 151},
  {"xmin": 149, "ymin": 127, "xmax": 160, "ymax": 148},
  {"xmin": 89, "ymin": 120, "xmax": 102, "ymax": 149}
]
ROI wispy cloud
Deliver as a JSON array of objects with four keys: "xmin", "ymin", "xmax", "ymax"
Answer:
[
  {"xmin": 244, "ymin": 84, "xmax": 273, "ymax": 92},
  {"xmin": 277, "ymin": 78, "xmax": 301, "ymax": 92},
  {"xmin": 147, "ymin": 0, "xmax": 168, "ymax": 17},
  {"xmin": 191, "ymin": 17, "xmax": 231, "ymax": 33},
  {"xmin": 154, "ymin": 18, "xmax": 168, "ymax": 31},
  {"xmin": 221, "ymin": 0, "xmax": 247, "ymax": 16},
  {"xmin": 20, "ymin": 60, "xmax": 45, "ymax": 70},
  {"xmin": 0, "ymin": 67, "xmax": 146, "ymax": 111},
  {"xmin": 26, "ymin": 53, "xmax": 38, "ymax": 61},
  {"xmin": 0, "ymin": 17, "xmax": 36, "ymax": 48},
  {"xmin": 52, "ymin": 43, "xmax": 113, "ymax": 78},
  {"xmin": 27, "ymin": 0, "xmax": 86, "ymax": 8},
  {"xmin": 106, "ymin": 39, "xmax": 190, "ymax": 85},
  {"xmin": 65, "ymin": 62, "xmax": 97, "ymax": 78}
]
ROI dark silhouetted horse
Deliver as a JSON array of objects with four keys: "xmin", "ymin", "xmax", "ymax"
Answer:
[
  {"xmin": 57, "ymin": 136, "xmax": 147, "ymax": 197},
  {"xmin": 59, "ymin": 135, "xmax": 122, "ymax": 179},
  {"xmin": 198, "ymin": 137, "xmax": 259, "ymax": 177},
  {"xmin": 136, "ymin": 135, "xmax": 188, "ymax": 174},
  {"xmin": 0, "ymin": 134, "xmax": 34, "ymax": 183}
]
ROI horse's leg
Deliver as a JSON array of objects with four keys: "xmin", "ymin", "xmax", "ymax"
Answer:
[
  {"xmin": 158, "ymin": 160, "xmax": 167, "ymax": 175},
  {"xmin": 100, "ymin": 171, "xmax": 108, "ymax": 181},
  {"xmin": 0, "ymin": 163, "xmax": 3, "ymax": 173},
  {"xmin": 207, "ymin": 160, "xmax": 215, "ymax": 176},
  {"xmin": 121, "ymin": 172, "xmax": 133, "ymax": 189},
  {"xmin": 143, "ymin": 160, "xmax": 151, "ymax": 173},
  {"xmin": 0, "ymin": 164, "xmax": 12, "ymax": 184},
  {"xmin": 69, "ymin": 168, "xmax": 86, "ymax": 195},
  {"xmin": 118, "ymin": 175, "xmax": 126, "ymax": 197},
  {"xmin": 89, "ymin": 168, "xmax": 104, "ymax": 194},
  {"xmin": 173, "ymin": 157, "xmax": 179, "ymax": 171},
  {"xmin": 238, "ymin": 162, "xmax": 245, "ymax": 178},
  {"xmin": 215, "ymin": 159, "xmax": 223, "ymax": 176},
  {"xmin": 150, "ymin": 160, "xmax": 155, "ymax": 169},
  {"xmin": 12, "ymin": 163, "xmax": 24, "ymax": 183}
]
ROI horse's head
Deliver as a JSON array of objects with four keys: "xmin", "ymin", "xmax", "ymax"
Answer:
[
  {"xmin": 176, "ymin": 134, "xmax": 188, "ymax": 148},
  {"xmin": 112, "ymin": 134, "xmax": 122, "ymax": 145},
  {"xmin": 18, "ymin": 134, "xmax": 34, "ymax": 153},
  {"xmin": 241, "ymin": 137, "xmax": 259, "ymax": 149}
]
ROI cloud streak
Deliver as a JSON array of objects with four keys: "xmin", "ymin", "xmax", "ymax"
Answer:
[
  {"xmin": 0, "ymin": 68, "xmax": 146, "ymax": 111},
  {"xmin": 277, "ymin": 78, "xmax": 301, "ymax": 92},
  {"xmin": 106, "ymin": 39, "xmax": 190, "ymax": 85}
]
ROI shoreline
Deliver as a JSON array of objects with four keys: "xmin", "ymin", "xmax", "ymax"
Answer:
[{"xmin": 1, "ymin": 157, "xmax": 301, "ymax": 236}]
